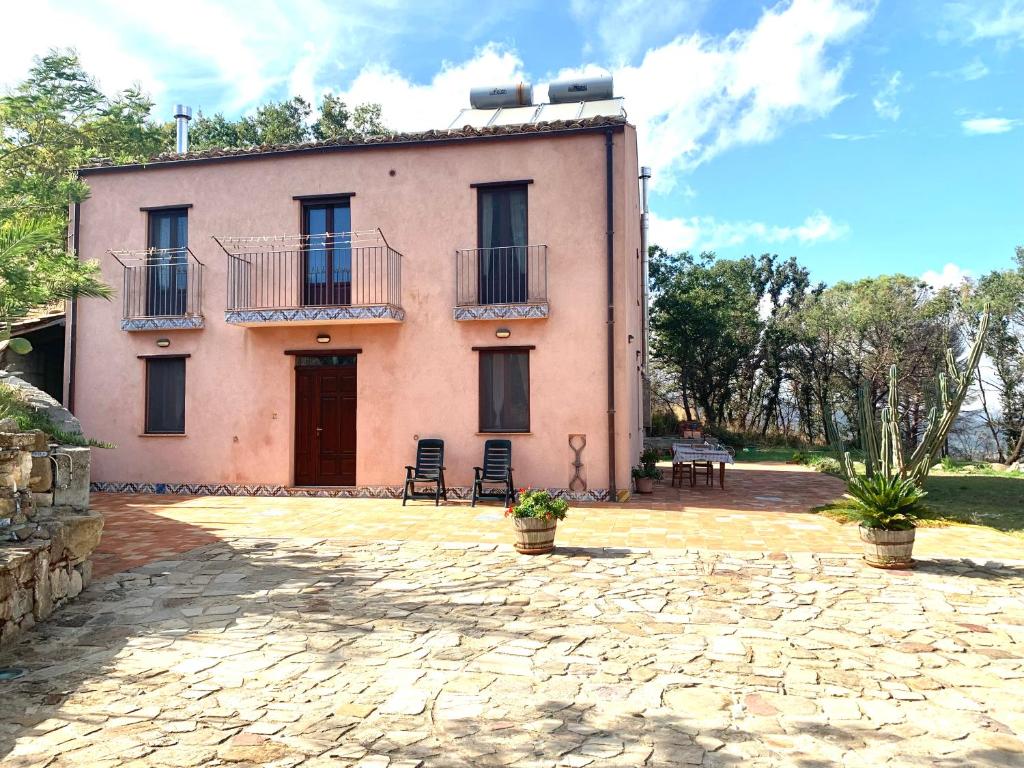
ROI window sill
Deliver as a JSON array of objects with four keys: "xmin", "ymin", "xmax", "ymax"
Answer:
[
  {"xmin": 477, "ymin": 431, "xmax": 532, "ymax": 436},
  {"xmin": 138, "ymin": 433, "xmax": 188, "ymax": 438}
]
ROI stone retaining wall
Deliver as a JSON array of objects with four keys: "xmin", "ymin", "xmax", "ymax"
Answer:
[{"xmin": 0, "ymin": 423, "xmax": 102, "ymax": 647}]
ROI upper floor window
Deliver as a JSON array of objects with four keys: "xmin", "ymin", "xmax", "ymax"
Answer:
[
  {"xmin": 303, "ymin": 199, "xmax": 352, "ymax": 307},
  {"xmin": 147, "ymin": 208, "xmax": 188, "ymax": 317},
  {"xmin": 477, "ymin": 184, "xmax": 528, "ymax": 304}
]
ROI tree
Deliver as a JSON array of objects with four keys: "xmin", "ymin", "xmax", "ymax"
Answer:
[
  {"xmin": 649, "ymin": 248, "xmax": 762, "ymax": 427},
  {"xmin": 0, "ymin": 217, "xmax": 111, "ymax": 355},
  {"xmin": 187, "ymin": 93, "xmax": 388, "ymax": 150},
  {"xmin": 0, "ymin": 50, "xmax": 165, "ymax": 219},
  {"xmin": 970, "ymin": 247, "xmax": 1024, "ymax": 463}
]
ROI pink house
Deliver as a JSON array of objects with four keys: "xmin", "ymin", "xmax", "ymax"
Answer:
[{"xmin": 66, "ymin": 91, "xmax": 645, "ymax": 501}]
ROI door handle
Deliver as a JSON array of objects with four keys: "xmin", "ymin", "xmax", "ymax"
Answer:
[{"xmin": 316, "ymin": 427, "xmax": 323, "ymax": 437}]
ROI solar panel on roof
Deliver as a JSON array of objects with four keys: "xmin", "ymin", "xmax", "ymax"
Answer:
[{"xmin": 448, "ymin": 98, "xmax": 625, "ymax": 130}]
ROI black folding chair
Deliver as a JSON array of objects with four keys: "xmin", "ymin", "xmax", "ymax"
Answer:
[
  {"xmin": 471, "ymin": 439, "xmax": 514, "ymax": 507},
  {"xmin": 402, "ymin": 438, "xmax": 447, "ymax": 506}
]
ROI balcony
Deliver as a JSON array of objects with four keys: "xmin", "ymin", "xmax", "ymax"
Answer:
[
  {"xmin": 454, "ymin": 245, "xmax": 549, "ymax": 321},
  {"xmin": 112, "ymin": 248, "xmax": 205, "ymax": 331},
  {"xmin": 216, "ymin": 230, "xmax": 404, "ymax": 326}
]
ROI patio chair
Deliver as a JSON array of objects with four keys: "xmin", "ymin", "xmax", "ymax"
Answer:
[
  {"xmin": 402, "ymin": 438, "xmax": 447, "ymax": 506},
  {"xmin": 691, "ymin": 458, "xmax": 715, "ymax": 487},
  {"xmin": 471, "ymin": 439, "xmax": 514, "ymax": 507}
]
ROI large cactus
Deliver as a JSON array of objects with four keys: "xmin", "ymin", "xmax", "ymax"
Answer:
[{"xmin": 829, "ymin": 306, "xmax": 990, "ymax": 486}]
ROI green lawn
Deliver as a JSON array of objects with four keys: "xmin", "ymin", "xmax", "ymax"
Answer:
[
  {"xmin": 817, "ymin": 470, "xmax": 1024, "ymax": 539},
  {"xmin": 731, "ymin": 446, "xmax": 836, "ymax": 465}
]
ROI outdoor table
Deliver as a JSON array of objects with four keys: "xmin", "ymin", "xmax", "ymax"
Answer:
[{"xmin": 671, "ymin": 442, "xmax": 735, "ymax": 488}]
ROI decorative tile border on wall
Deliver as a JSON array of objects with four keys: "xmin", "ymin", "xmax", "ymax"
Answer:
[
  {"xmin": 121, "ymin": 316, "xmax": 205, "ymax": 331},
  {"xmin": 225, "ymin": 306, "xmax": 405, "ymax": 324},
  {"xmin": 453, "ymin": 303, "xmax": 549, "ymax": 321},
  {"xmin": 91, "ymin": 481, "xmax": 611, "ymax": 502}
]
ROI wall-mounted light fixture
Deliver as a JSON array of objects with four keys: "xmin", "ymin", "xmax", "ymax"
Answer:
[
  {"xmin": 495, "ymin": 327, "xmax": 511, "ymax": 339},
  {"xmin": 156, "ymin": 338, "xmax": 170, "ymax": 348},
  {"xmin": 316, "ymin": 333, "xmax": 331, "ymax": 344}
]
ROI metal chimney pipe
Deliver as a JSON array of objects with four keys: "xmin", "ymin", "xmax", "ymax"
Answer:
[
  {"xmin": 174, "ymin": 105, "xmax": 192, "ymax": 153},
  {"xmin": 639, "ymin": 165, "xmax": 652, "ymax": 435}
]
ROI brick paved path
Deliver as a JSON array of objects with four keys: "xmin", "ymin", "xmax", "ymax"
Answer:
[
  {"xmin": 2, "ymin": 540, "xmax": 1023, "ymax": 767},
  {"xmin": 88, "ymin": 463, "xmax": 1023, "ymax": 578}
]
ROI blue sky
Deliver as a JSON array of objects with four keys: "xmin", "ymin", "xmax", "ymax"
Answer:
[{"xmin": 3, "ymin": 0, "xmax": 1022, "ymax": 286}]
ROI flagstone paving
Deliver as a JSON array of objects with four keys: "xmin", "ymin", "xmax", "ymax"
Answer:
[
  {"xmin": 2, "ymin": 539, "xmax": 1023, "ymax": 767},
  {"xmin": 88, "ymin": 463, "xmax": 1023, "ymax": 578}
]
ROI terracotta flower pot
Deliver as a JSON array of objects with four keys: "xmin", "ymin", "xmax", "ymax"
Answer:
[
  {"xmin": 512, "ymin": 516, "xmax": 557, "ymax": 555},
  {"xmin": 635, "ymin": 476, "xmax": 655, "ymax": 494},
  {"xmin": 859, "ymin": 525, "xmax": 915, "ymax": 569}
]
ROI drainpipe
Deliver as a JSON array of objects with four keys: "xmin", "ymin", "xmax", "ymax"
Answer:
[
  {"xmin": 639, "ymin": 166, "xmax": 651, "ymax": 435},
  {"xmin": 67, "ymin": 201, "xmax": 81, "ymax": 411},
  {"xmin": 605, "ymin": 130, "xmax": 617, "ymax": 498}
]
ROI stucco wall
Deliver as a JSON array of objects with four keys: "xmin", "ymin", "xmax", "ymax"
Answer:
[{"xmin": 70, "ymin": 127, "xmax": 643, "ymax": 492}]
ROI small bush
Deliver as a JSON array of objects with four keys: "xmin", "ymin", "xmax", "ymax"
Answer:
[
  {"xmin": 843, "ymin": 474, "xmax": 928, "ymax": 530},
  {"xmin": 811, "ymin": 456, "xmax": 842, "ymax": 475},
  {"xmin": 505, "ymin": 489, "xmax": 569, "ymax": 521}
]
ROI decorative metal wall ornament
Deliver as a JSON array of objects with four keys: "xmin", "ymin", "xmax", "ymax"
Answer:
[{"xmin": 568, "ymin": 433, "xmax": 587, "ymax": 492}]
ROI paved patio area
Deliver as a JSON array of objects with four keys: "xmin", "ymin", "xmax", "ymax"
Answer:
[
  {"xmin": 1, "ymin": 540, "xmax": 1023, "ymax": 767},
  {"xmin": 88, "ymin": 463, "xmax": 1023, "ymax": 579}
]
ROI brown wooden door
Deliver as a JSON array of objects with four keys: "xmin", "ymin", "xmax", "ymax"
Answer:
[{"xmin": 294, "ymin": 363, "xmax": 356, "ymax": 486}]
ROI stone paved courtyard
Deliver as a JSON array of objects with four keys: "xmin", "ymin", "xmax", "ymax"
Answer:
[{"xmin": 2, "ymin": 538, "xmax": 1023, "ymax": 767}]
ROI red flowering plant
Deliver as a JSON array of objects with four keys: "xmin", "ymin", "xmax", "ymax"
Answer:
[{"xmin": 505, "ymin": 488, "xmax": 569, "ymax": 521}]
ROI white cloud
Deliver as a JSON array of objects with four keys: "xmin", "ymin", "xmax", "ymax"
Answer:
[
  {"xmin": 872, "ymin": 70, "xmax": 903, "ymax": 121},
  {"xmin": 0, "ymin": 0, "xmax": 483, "ymax": 116},
  {"xmin": 942, "ymin": 1, "xmax": 1024, "ymax": 47},
  {"xmin": 558, "ymin": 0, "xmax": 874, "ymax": 191},
  {"xmin": 921, "ymin": 263, "xmax": 973, "ymax": 288},
  {"xmin": 649, "ymin": 210, "xmax": 848, "ymax": 253},
  {"xmin": 826, "ymin": 132, "xmax": 876, "ymax": 140},
  {"xmin": 932, "ymin": 57, "xmax": 990, "ymax": 81},
  {"xmin": 962, "ymin": 116, "xmax": 1020, "ymax": 134},
  {"xmin": 337, "ymin": 44, "xmax": 526, "ymax": 132},
  {"xmin": 569, "ymin": 0, "xmax": 709, "ymax": 63}
]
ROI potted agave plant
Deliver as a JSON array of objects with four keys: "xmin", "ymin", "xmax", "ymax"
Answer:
[
  {"xmin": 845, "ymin": 474, "xmax": 926, "ymax": 568},
  {"xmin": 824, "ymin": 307, "xmax": 990, "ymax": 570},
  {"xmin": 506, "ymin": 489, "xmax": 569, "ymax": 555}
]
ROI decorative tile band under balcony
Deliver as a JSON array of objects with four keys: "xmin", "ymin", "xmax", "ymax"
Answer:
[
  {"xmin": 215, "ymin": 230, "xmax": 404, "ymax": 326},
  {"xmin": 111, "ymin": 248, "xmax": 205, "ymax": 332},
  {"xmin": 454, "ymin": 245, "xmax": 549, "ymax": 321}
]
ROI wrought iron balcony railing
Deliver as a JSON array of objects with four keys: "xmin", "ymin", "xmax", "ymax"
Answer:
[
  {"xmin": 215, "ymin": 230, "xmax": 403, "ymax": 324},
  {"xmin": 111, "ymin": 247, "xmax": 204, "ymax": 331},
  {"xmin": 454, "ymin": 245, "xmax": 548, "ymax": 320}
]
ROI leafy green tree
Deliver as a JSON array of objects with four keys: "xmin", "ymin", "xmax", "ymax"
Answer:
[
  {"xmin": 0, "ymin": 217, "xmax": 111, "ymax": 355},
  {"xmin": 969, "ymin": 247, "xmax": 1024, "ymax": 463},
  {"xmin": 649, "ymin": 248, "xmax": 762, "ymax": 426},
  {"xmin": 187, "ymin": 94, "xmax": 388, "ymax": 150},
  {"xmin": 0, "ymin": 50, "xmax": 165, "ymax": 219}
]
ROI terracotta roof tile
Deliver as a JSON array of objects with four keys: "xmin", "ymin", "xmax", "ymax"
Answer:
[{"xmin": 79, "ymin": 115, "xmax": 628, "ymax": 172}]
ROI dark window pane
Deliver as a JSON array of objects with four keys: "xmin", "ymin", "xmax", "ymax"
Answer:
[
  {"xmin": 303, "ymin": 200, "xmax": 351, "ymax": 306},
  {"xmin": 146, "ymin": 358, "xmax": 185, "ymax": 434},
  {"xmin": 478, "ymin": 186, "xmax": 528, "ymax": 304},
  {"xmin": 147, "ymin": 209, "xmax": 188, "ymax": 316},
  {"xmin": 479, "ymin": 351, "xmax": 529, "ymax": 432},
  {"xmin": 295, "ymin": 355, "xmax": 356, "ymax": 367}
]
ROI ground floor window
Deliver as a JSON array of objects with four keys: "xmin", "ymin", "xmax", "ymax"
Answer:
[
  {"xmin": 478, "ymin": 347, "xmax": 530, "ymax": 432},
  {"xmin": 145, "ymin": 356, "xmax": 186, "ymax": 434}
]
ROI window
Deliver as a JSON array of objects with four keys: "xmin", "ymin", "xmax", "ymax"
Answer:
[
  {"xmin": 477, "ymin": 184, "xmax": 528, "ymax": 304},
  {"xmin": 303, "ymin": 199, "xmax": 352, "ymax": 306},
  {"xmin": 479, "ymin": 349, "xmax": 530, "ymax": 432},
  {"xmin": 147, "ymin": 208, "xmax": 189, "ymax": 316},
  {"xmin": 145, "ymin": 357, "xmax": 186, "ymax": 434}
]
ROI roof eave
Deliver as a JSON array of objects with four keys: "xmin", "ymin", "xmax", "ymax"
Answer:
[{"xmin": 78, "ymin": 121, "xmax": 629, "ymax": 176}]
